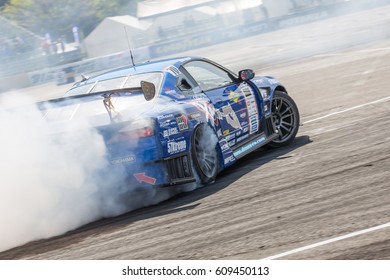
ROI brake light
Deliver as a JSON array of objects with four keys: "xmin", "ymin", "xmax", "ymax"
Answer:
[
  {"xmin": 110, "ymin": 127, "xmax": 154, "ymax": 143},
  {"xmin": 140, "ymin": 126, "xmax": 154, "ymax": 137},
  {"xmin": 108, "ymin": 118, "xmax": 156, "ymax": 143}
]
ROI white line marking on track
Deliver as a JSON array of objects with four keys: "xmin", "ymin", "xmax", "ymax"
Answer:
[
  {"xmin": 303, "ymin": 96, "xmax": 390, "ymax": 124},
  {"xmin": 313, "ymin": 47, "xmax": 390, "ymax": 58},
  {"xmin": 262, "ymin": 222, "xmax": 390, "ymax": 260},
  {"xmin": 356, "ymin": 47, "xmax": 390, "ymax": 53}
]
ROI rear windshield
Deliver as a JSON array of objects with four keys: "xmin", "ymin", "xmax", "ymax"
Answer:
[{"xmin": 65, "ymin": 72, "xmax": 164, "ymax": 96}]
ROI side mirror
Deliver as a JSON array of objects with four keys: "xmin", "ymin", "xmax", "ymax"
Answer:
[
  {"xmin": 141, "ymin": 81, "xmax": 156, "ymax": 101},
  {"xmin": 238, "ymin": 69, "xmax": 255, "ymax": 82}
]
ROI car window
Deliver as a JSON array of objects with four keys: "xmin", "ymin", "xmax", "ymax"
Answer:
[
  {"xmin": 177, "ymin": 77, "xmax": 192, "ymax": 91},
  {"xmin": 183, "ymin": 60, "xmax": 235, "ymax": 91}
]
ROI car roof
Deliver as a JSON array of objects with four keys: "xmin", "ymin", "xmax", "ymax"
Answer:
[{"xmin": 71, "ymin": 56, "xmax": 199, "ymax": 88}]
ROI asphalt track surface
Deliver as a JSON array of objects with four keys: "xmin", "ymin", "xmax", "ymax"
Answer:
[{"xmin": 1, "ymin": 6, "xmax": 389, "ymax": 259}]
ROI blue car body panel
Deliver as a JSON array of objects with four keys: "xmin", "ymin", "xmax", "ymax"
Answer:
[{"xmin": 45, "ymin": 56, "xmax": 288, "ymax": 188}]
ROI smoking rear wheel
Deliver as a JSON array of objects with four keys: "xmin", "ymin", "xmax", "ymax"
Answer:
[
  {"xmin": 191, "ymin": 125, "xmax": 219, "ymax": 184},
  {"xmin": 268, "ymin": 91, "xmax": 300, "ymax": 148}
]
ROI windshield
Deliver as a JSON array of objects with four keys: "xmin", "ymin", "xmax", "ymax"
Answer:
[{"xmin": 65, "ymin": 72, "xmax": 164, "ymax": 96}]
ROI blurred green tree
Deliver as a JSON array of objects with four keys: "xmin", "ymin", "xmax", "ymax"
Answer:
[
  {"xmin": 0, "ymin": 0, "xmax": 10, "ymax": 8},
  {"xmin": 1, "ymin": 0, "xmax": 138, "ymax": 40}
]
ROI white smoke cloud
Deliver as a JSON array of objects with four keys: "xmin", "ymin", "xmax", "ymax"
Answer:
[
  {"xmin": 0, "ymin": 94, "xmax": 202, "ymax": 253},
  {"xmin": 0, "ymin": 94, "xmax": 123, "ymax": 252}
]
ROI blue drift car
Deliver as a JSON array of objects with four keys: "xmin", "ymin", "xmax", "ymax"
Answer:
[{"xmin": 44, "ymin": 57, "xmax": 299, "ymax": 187}]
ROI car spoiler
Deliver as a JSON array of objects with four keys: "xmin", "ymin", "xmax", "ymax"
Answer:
[
  {"xmin": 36, "ymin": 87, "xmax": 143, "ymax": 109},
  {"xmin": 37, "ymin": 80, "xmax": 155, "ymax": 109}
]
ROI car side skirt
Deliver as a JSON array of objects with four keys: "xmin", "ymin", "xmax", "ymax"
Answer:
[{"xmin": 232, "ymin": 116, "xmax": 278, "ymax": 160}]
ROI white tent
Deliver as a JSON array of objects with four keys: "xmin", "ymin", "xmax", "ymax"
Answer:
[{"xmin": 83, "ymin": 15, "xmax": 152, "ymax": 58}]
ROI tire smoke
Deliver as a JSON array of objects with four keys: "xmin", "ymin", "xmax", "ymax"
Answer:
[{"xmin": 0, "ymin": 94, "xmax": 198, "ymax": 253}]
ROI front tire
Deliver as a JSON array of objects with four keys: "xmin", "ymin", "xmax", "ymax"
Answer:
[
  {"xmin": 268, "ymin": 91, "xmax": 300, "ymax": 148},
  {"xmin": 191, "ymin": 125, "xmax": 219, "ymax": 184}
]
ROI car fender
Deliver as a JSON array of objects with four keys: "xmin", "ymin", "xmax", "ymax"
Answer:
[{"xmin": 251, "ymin": 76, "xmax": 288, "ymax": 100}]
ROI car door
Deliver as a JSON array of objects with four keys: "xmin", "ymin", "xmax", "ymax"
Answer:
[{"xmin": 182, "ymin": 60, "xmax": 261, "ymax": 148}]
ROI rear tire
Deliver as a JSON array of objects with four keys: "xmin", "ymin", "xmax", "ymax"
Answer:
[
  {"xmin": 267, "ymin": 91, "xmax": 300, "ymax": 148},
  {"xmin": 191, "ymin": 125, "xmax": 219, "ymax": 184}
]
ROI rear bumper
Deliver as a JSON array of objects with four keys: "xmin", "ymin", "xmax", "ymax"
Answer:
[
  {"xmin": 108, "ymin": 136, "xmax": 195, "ymax": 188},
  {"xmin": 111, "ymin": 153, "xmax": 196, "ymax": 188}
]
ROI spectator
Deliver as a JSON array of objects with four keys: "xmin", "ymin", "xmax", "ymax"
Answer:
[
  {"xmin": 41, "ymin": 38, "xmax": 51, "ymax": 56},
  {"xmin": 58, "ymin": 36, "xmax": 65, "ymax": 53}
]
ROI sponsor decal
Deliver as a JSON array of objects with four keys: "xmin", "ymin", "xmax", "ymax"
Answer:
[
  {"xmin": 134, "ymin": 173, "xmax": 156, "ymax": 185},
  {"xmin": 164, "ymin": 65, "xmax": 181, "ymax": 77},
  {"xmin": 162, "ymin": 127, "xmax": 179, "ymax": 138},
  {"xmin": 224, "ymin": 155, "xmax": 236, "ymax": 165},
  {"xmin": 249, "ymin": 115, "xmax": 259, "ymax": 134},
  {"xmin": 246, "ymin": 100, "xmax": 258, "ymax": 116},
  {"xmin": 158, "ymin": 113, "xmax": 174, "ymax": 120},
  {"xmin": 236, "ymin": 130, "xmax": 242, "ymax": 137},
  {"xmin": 217, "ymin": 129, "xmax": 222, "ymax": 138},
  {"xmin": 220, "ymin": 141, "xmax": 229, "ymax": 152},
  {"xmin": 242, "ymin": 86, "xmax": 258, "ymax": 116},
  {"xmin": 237, "ymin": 133, "xmax": 249, "ymax": 142},
  {"xmin": 233, "ymin": 136, "xmax": 266, "ymax": 158},
  {"xmin": 252, "ymin": 78, "xmax": 265, "ymax": 84},
  {"xmin": 220, "ymin": 104, "xmax": 241, "ymax": 129},
  {"xmin": 225, "ymin": 133, "xmax": 235, "ymax": 141},
  {"xmin": 243, "ymin": 126, "xmax": 249, "ymax": 133},
  {"xmin": 159, "ymin": 119, "xmax": 177, "ymax": 128},
  {"xmin": 241, "ymin": 86, "xmax": 253, "ymax": 97},
  {"xmin": 228, "ymin": 140, "xmax": 236, "ymax": 147},
  {"xmin": 184, "ymin": 101, "xmax": 217, "ymax": 125},
  {"xmin": 223, "ymin": 129, "xmax": 230, "ymax": 136},
  {"xmin": 240, "ymin": 112, "xmax": 247, "ymax": 119},
  {"xmin": 168, "ymin": 139, "xmax": 187, "ymax": 154},
  {"xmin": 176, "ymin": 114, "xmax": 189, "ymax": 131},
  {"xmin": 110, "ymin": 155, "xmax": 136, "ymax": 165},
  {"xmin": 188, "ymin": 112, "xmax": 201, "ymax": 120},
  {"xmin": 229, "ymin": 91, "xmax": 241, "ymax": 103}
]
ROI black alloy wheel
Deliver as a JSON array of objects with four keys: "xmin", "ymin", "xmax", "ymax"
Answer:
[
  {"xmin": 191, "ymin": 125, "xmax": 219, "ymax": 184},
  {"xmin": 268, "ymin": 91, "xmax": 300, "ymax": 148}
]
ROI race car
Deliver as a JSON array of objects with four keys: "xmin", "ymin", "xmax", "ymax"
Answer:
[{"xmin": 42, "ymin": 57, "xmax": 299, "ymax": 187}]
